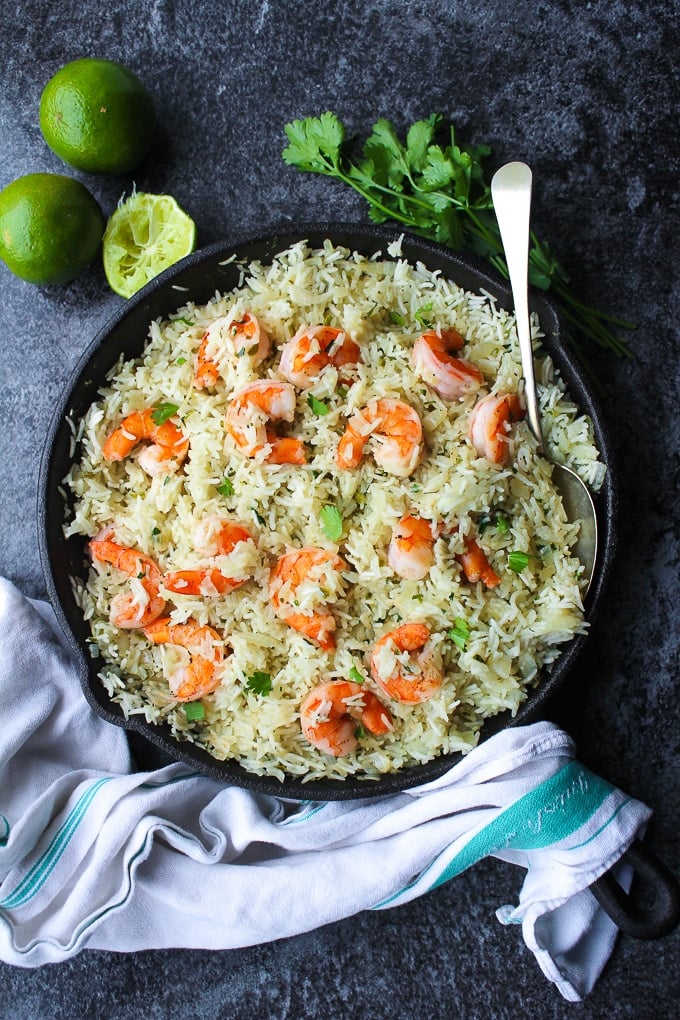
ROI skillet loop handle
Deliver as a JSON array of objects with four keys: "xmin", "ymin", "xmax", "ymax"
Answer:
[{"xmin": 590, "ymin": 839, "xmax": 680, "ymax": 940}]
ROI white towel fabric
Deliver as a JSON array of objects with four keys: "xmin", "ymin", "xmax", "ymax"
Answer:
[{"xmin": 0, "ymin": 579, "xmax": 650, "ymax": 1000}]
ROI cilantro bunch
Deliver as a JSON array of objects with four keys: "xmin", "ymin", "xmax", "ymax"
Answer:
[{"xmin": 282, "ymin": 112, "xmax": 633, "ymax": 359}]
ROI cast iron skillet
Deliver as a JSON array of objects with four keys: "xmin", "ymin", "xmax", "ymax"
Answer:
[
  {"xmin": 38, "ymin": 223, "xmax": 614, "ymax": 796},
  {"xmin": 37, "ymin": 224, "xmax": 678, "ymax": 936}
]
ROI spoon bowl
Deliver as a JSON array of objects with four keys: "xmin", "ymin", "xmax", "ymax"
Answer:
[{"xmin": 491, "ymin": 162, "xmax": 599, "ymax": 592}]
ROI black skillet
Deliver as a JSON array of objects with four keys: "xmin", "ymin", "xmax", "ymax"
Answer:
[{"xmin": 36, "ymin": 224, "xmax": 679, "ymax": 937}]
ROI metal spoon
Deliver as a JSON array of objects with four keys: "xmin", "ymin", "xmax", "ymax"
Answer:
[{"xmin": 491, "ymin": 161, "xmax": 598, "ymax": 592}]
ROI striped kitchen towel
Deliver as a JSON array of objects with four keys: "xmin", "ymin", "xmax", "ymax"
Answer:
[{"xmin": 0, "ymin": 578, "xmax": 650, "ymax": 999}]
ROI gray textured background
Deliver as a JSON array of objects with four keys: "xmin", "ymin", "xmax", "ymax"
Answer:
[{"xmin": 1, "ymin": 0, "xmax": 679, "ymax": 1017}]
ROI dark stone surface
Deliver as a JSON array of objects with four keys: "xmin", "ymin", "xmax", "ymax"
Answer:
[{"xmin": 1, "ymin": 0, "xmax": 678, "ymax": 1016}]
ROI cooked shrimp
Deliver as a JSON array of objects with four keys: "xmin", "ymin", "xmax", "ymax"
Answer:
[
  {"xmin": 299, "ymin": 680, "xmax": 393, "ymax": 757},
  {"xmin": 468, "ymin": 392, "xmax": 525, "ymax": 465},
  {"xmin": 194, "ymin": 311, "xmax": 271, "ymax": 389},
  {"xmin": 225, "ymin": 380, "xmax": 306, "ymax": 464},
  {"xmin": 278, "ymin": 325, "xmax": 361, "ymax": 388},
  {"xmin": 102, "ymin": 407, "xmax": 189, "ymax": 476},
  {"xmin": 269, "ymin": 547, "xmax": 346, "ymax": 651},
  {"xmin": 457, "ymin": 536, "xmax": 501, "ymax": 588},
  {"xmin": 193, "ymin": 516, "xmax": 253, "ymax": 558},
  {"xmin": 163, "ymin": 567, "xmax": 242, "ymax": 597},
  {"xmin": 142, "ymin": 616, "xmax": 225, "ymax": 702},
  {"xmin": 164, "ymin": 518, "xmax": 255, "ymax": 597},
  {"xmin": 89, "ymin": 536, "xmax": 166, "ymax": 629},
  {"xmin": 336, "ymin": 398, "xmax": 423, "ymax": 477},
  {"xmin": 388, "ymin": 514, "xmax": 437, "ymax": 581},
  {"xmin": 370, "ymin": 623, "xmax": 442, "ymax": 704},
  {"xmin": 412, "ymin": 329, "xmax": 483, "ymax": 400}
]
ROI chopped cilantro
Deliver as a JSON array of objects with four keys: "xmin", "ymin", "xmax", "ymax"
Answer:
[
  {"xmin": 307, "ymin": 393, "xmax": 329, "ymax": 416},
  {"xmin": 449, "ymin": 617, "xmax": 470, "ymax": 650},
  {"xmin": 151, "ymin": 527, "xmax": 161, "ymax": 538},
  {"xmin": 349, "ymin": 666, "xmax": 365, "ymax": 684},
  {"xmin": 508, "ymin": 551, "xmax": 530, "ymax": 573},
  {"xmin": 151, "ymin": 402, "xmax": 179, "ymax": 425},
  {"xmin": 184, "ymin": 701, "xmax": 205, "ymax": 722},
  {"xmin": 251, "ymin": 506, "xmax": 266, "ymax": 526},
  {"xmin": 415, "ymin": 303, "xmax": 434, "ymax": 328},
  {"xmin": 390, "ymin": 310, "xmax": 405, "ymax": 326},
  {"xmin": 246, "ymin": 671, "xmax": 272, "ymax": 696},
  {"xmin": 479, "ymin": 511, "xmax": 510, "ymax": 535},
  {"xmin": 176, "ymin": 356, "xmax": 187, "ymax": 365},
  {"xmin": 217, "ymin": 477, "xmax": 234, "ymax": 497},
  {"xmin": 320, "ymin": 504, "xmax": 343, "ymax": 541}
]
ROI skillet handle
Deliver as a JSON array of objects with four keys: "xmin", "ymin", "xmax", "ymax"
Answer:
[{"xmin": 590, "ymin": 839, "xmax": 680, "ymax": 940}]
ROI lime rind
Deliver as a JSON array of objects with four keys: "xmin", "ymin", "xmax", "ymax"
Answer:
[
  {"xmin": 103, "ymin": 192, "xmax": 196, "ymax": 298},
  {"xmin": 0, "ymin": 172, "xmax": 104, "ymax": 286},
  {"xmin": 39, "ymin": 57, "xmax": 155, "ymax": 176}
]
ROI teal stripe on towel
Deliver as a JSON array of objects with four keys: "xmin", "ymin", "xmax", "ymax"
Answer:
[
  {"xmin": 279, "ymin": 802, "xmax": 327, "ymax": 825},
  {"xmin": 431, "ymin": 761, "xmax": 615, "ymax": 888},
  {"xmin": 376, "ymin": 761, "xmax": 615, "ymax": 908},
  {"xmin": 0, "ymin": 778, "xmax": 112, "ymax": 910}
]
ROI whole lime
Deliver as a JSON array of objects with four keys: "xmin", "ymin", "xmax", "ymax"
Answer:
[
  {"xmin": 39, "ymin": 57, "xmax": 155, "ymax": 175},
  {"xmin": 0, "ymin": 173, "xmax": 105, "ymax": 285}
]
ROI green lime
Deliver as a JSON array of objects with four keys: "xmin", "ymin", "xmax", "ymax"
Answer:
[
  {"xmin": 39, "ymin": 57, "xmax": 155, "ymax": 175},
  {"xmin": 0, "ymin": 172, "xmax": 104, "ymax": 285},
  {"xmin": 102, "ymin": 191, "xmax": 196, "ymax": 298}
]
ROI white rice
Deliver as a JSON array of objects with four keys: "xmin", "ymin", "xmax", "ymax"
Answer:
[{"xmin": 63, "ymin": 239, "xmax": 604, "ymax": 783}]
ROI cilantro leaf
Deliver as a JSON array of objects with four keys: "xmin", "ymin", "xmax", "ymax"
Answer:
[
  {"xmin": 508, "ymin": 551, "xmax": 530, "ymax": 573},
  {"xmin": 364, "ymin": 119, "xmax": 409, "ymax": 189},
  {"xmin": 421, "ymin": 147, "xmax": 458, "ymax": 191},
  {"xmin": 405, "ymin": 114, "xmax": 441, "ymax": 173},
  {"xmin": 282, "ymin": 112, "xmax": 345, "ymax": 173},
  {"xmin": 349, "ymin": 666, "xmax": 366, "ymax": 684},
  {"xmin": 151, "ymin": 402, "xmax": 179, "ymax": 425},
  {"xmin": 320, "ymin": 504, "xmax": 343, "ymax": 542},
  {"xmin": 184, "ymin": 701, "xmax": 205, "ymax": 721},
  {"xmin": 217, "ymin": 477, "xmax": 234, "ymax": 497},
  {"xmin": 496, "ymin": 513, "xmax": 509, "ymax": 533},
  {"xmin": 307, "ymin": 393, "xmax": 329, "ymax": 416},
  {"xmin": 415, "ymin": 303, "xmax": 434, "ymax": 328},
  {"xmin": 448, "ymin": 617, "xmax": 470, "ymax": 650},
  {"xmin": 246, "ymin": 671, "xmax": 272, "ymax": 696}
]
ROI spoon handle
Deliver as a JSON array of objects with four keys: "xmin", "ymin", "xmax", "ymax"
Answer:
[{"xmin": 491, "ymin": 162, "xmax": 544, "ymax": 450}]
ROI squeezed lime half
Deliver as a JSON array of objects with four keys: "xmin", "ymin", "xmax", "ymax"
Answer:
[{"xmin": 102, "ymin": 191, "xmax": 196, "ymax": 298}]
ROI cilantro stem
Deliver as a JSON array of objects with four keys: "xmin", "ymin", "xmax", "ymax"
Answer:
[
  {"xmin": 333, "ymin": 168, "xmax": 418, "ymax": 225},
  {"xmin": 550, "ymin": 277, "xmax": 637, "ymax": 329}
]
